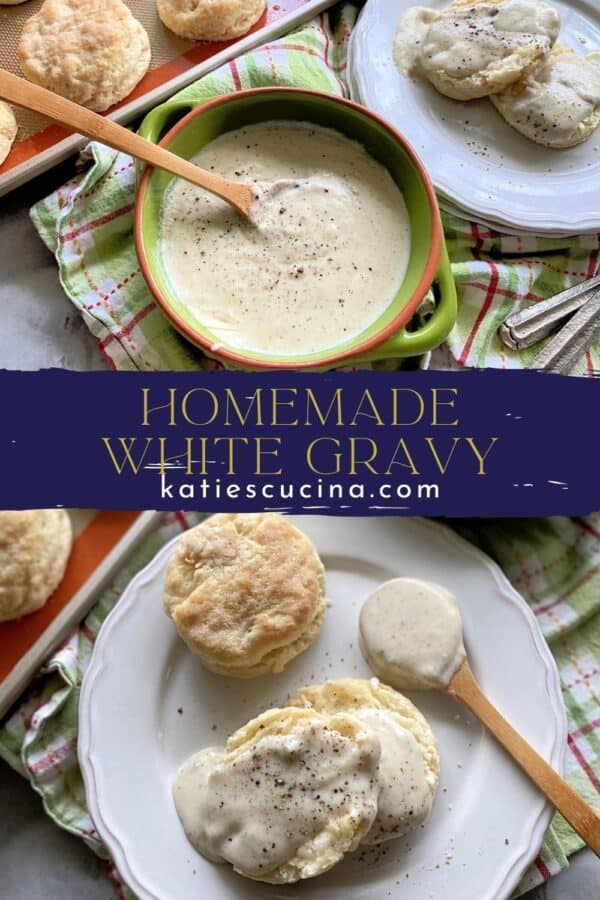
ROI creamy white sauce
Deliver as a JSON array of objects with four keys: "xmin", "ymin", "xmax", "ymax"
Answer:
[
  {"xmin": 173, "ymin": 720, "xmax": 380, "ymax": 880},
  {"xmin": 351, "ymin": 706, "xmax": 434, "ymax": 843},
  {"xmin": 359, "ymin": 577, "xmax": 466, "ymax": 690},
  {"xmin": 160, "ymin": 122, "xmax": 411, "ymax": 356},
  {"xmin": 393, "ymin": 7, "xmax": 440, "ymax": 76},
  {"xmin": 172, "ymin": 746, "xmax": 225, "ymax": 862}
]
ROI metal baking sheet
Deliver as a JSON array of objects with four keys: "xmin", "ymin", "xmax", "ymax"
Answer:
[
  {"xmin": 0, "ymin": 0, "xmax": 336, "ymax": 195},
  {"xmin": 0, "ymin": 510, "xmax": 162, "ymax": 719}
]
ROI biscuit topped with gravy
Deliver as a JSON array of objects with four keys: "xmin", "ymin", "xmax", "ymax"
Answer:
[
  {"xmin": 172, "ymin": 707, "xmax": 381, "ymax": 883},
  {"xmin": 394, "ymin": 0, "xmax": 560, "ymax": 100},
  {"xmin": 291, "ymin": 678, "xmax": 440, "ymax": 844},
  {"xmin": 491, "ymin": 45, "xmax": 600, "ymax": 148},
  {"xmin": 163, "ymin": 513, "xmax": 326, "ymax": 677}
]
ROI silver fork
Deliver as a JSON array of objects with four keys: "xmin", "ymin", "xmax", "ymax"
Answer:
[
  {"xmin": 498, "ymin": 274, "xmax": 600, "ymax": 373},
  {"xmin": 529, "ymin": 287, "xmax": 600, "ymax": 374}
]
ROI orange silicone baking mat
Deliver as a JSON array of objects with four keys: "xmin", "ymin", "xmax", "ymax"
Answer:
[
  {"xmin": 0, "ymin": 510, "xmax": 140, "ymax": 685},
  {"xmin": 0, "ymin": 0, "xmax": 323, "ymax": 179}
]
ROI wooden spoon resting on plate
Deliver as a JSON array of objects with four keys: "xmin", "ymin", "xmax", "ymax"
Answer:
[
  {"xmin": 0, "ymin": 69, "xmax": 254, "ymax": 218},
  {"xmin": 359, "ymin": 578, "xmax": 600, "ymax": 856},
  {"xmin": 449, "ymin": 660, "xmax": 600, "ymax": 855}
]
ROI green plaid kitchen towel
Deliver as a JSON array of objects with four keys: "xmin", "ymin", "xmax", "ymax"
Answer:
[
  {"xmin": 29, "ymin": 4, "xmax": 600, "ymax": 374},
  {"xmin": 1, "ymin": 512, "xmax": 600, "ymax": 898}
]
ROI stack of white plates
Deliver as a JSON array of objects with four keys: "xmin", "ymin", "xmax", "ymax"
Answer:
[{"xmin": 347, "ymin": 0, "xmax": 600, "ymax": 236}]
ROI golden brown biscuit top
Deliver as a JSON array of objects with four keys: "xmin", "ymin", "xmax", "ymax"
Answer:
[
  {"xmin": 0, "ymin": 509, "xmax": 73, "ymax": 623},
  {"xmin": 164, "ymin": 514, "xmax": 325, "ymax": 670}
]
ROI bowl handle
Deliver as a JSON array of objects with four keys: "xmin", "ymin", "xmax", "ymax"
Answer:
[
  {"xmin": 135, "ymin": 101, "xmax": 196, "ymax": 182},
  {"xmin": 355, "ymin": 239, "xmax": 457, "ymax": 363},
  {"xmin": 138, "ymin": 101, "xmax": 197, "ymax": 146}
]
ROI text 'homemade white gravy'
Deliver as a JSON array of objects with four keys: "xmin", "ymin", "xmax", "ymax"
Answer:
[
  {"xmin": 160, "ymin": 122, "xmax": 411, "ymax": 357},
  {"xmin": 173, "ymin": 720, "xmax": 380, "ymax": 880},
  {"xmin": 359, "ymin": 577, "xmax": 466, "ymax": 690}
]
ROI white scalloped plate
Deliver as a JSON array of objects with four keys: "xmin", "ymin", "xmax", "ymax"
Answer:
[
  {"xmin": 347, "ymin": 0, "xmax": 600, "ymax": 235},
  {"xmin": 79, "ymin": 517, "xmax": 566, "ymax": 900}
]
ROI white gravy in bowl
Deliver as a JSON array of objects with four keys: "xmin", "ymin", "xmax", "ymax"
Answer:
[{"xmin": 160, "ymin": 121, "xmax": 411, "ymax": 357}]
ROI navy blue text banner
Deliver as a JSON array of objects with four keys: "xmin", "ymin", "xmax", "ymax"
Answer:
[{"xmin": 1, "ymin": 369, "xmax": 597, "ymax": 516}]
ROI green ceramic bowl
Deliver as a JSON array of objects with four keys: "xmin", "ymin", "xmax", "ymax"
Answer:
[{"xmin": 135, "ymin": 87, "xmax": 456, "ymax": 370}]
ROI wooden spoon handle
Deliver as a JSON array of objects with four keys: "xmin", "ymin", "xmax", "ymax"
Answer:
[
  {"xmin": 449, "ymin": 661, "xmax": 600, "ymax": 855},
  {"xmin": 0, "ymin": 68, "xmax": 253, "ymax": 216}
]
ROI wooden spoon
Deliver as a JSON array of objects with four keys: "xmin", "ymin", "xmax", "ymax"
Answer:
[
  {"xmin": 449, "ymin": 659, "xmax": 600, "ymax": 855},
  {"xmin": 0, "ymin": 69, "xmax": 254, "ymax": 218}
]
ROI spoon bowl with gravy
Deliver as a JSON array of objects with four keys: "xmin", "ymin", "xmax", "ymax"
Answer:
[{"xmin": 360, "ymin": 577, "xmax": 600, "ymax": 856}]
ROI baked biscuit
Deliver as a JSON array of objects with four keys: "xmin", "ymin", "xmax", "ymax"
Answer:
[
  {"xmin": 491, "ymin": 45, "xmax": 600, "ymax": 148},
  {"xmin": 291, "ymin": 678, "xmax": 439, "ymax": 844},
  {"xmin": 174, "ymin": 707, "xmax": 381, "ymax": 883},
  {"xmin": 0, "ymin": 510, "xmax": 73, "ymax": 623},
  {"xmin": 394, "ymin": 0, "xmax": 560, "ymax": 101},
  {"xmin": 0, "ymin": 103, "xmax": 17, "ymax": 167},
  {"xmin": 18, "ymin": 0, "xmax": 151, "ymax": 112},
  {"xmin": 163, "ymin": 514, "xmax": 326, "ymax": 677},
  {"xmin": 156, "ymin": 0, "xmax": 266, "ymax": 42}
]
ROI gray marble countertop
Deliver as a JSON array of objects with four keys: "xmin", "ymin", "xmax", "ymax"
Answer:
[
  {"xmin": 1, "ymin": 168, "xmax": 599, "ymax": 900},
  {"xmin": 0, "ymin": 166, "xmax": 104, "ymax": 372}
]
